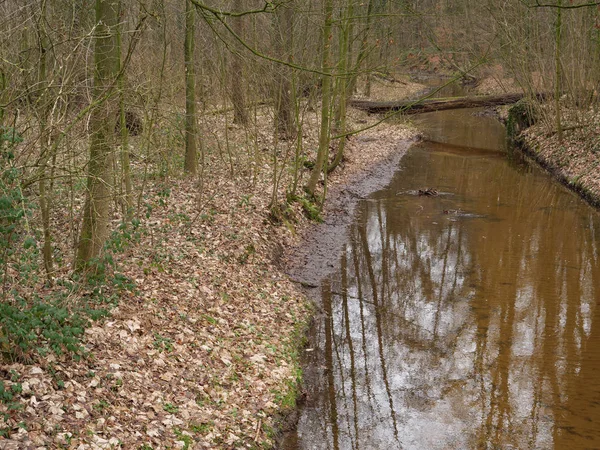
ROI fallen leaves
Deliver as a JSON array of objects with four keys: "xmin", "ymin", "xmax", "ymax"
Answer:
[{"xmin": 0, "ymin": 94, "xmax": 420, "ymax": 448}]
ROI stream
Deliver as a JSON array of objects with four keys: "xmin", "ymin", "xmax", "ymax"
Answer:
[{"xmin": 284, "ymin": 100, "xmax": 600, "ymax": 449}]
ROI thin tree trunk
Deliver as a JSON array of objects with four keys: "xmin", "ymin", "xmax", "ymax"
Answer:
[
  {"xmin": 555, "ymin": 0, "xmax": 564, "ymax": 143},
  {"xmin": 75, "ymin": 0, "xmax": 119, "ymax": 270},
  {"xmin": 184, "ymin": 0, "xmax": 198, "ymax": 175},
  {"xmin": 349, "ymin": 0, "xmax": 373, "ymax": 96},
  {"xmin": 37, "ymin": 0, "xmax": 54, "ymax": 282},
  {"xmin": 330, "ymin": 0, "xmax": 354, "ymax": 173},
  {"xmin": 274, "ymin": 3, "xmax": 295, "ymax": 138},
  {"xmin": 306, "ymin": 0, "xmax": 334, "ymax": 197},
  {"xmin": 231, "ymin": 0, "xmax": 248, "ymax": 125},
  {"xmin": 0, "ymin": 70, "xmax": 5, "ymax": 127},
  {"xmin": 117, "ymin": 1, "xmax": 133, "ymax": 215}
]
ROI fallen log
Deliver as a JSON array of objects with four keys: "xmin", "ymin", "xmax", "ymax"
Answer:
[{"xmin": 350, "ymin": 92, "xmax": 548, "ymax": 114}]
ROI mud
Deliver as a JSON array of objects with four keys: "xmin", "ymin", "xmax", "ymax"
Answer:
[{"xmin": 284, "ymin": 137, "xmax": 416, "ymax": 288}]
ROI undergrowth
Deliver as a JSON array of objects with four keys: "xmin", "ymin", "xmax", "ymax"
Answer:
[{"xmin": 0, "ymin": 125, "xmax": 142, "ymax": 364}]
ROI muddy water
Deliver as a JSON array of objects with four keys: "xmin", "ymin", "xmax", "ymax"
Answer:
[{"xmin": 286, "ymin": 108, "xmax": 600, "ymax": 449}]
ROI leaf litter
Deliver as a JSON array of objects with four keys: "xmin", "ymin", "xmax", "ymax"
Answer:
[{"xmin": 0, "ymin": 79, "xmax": 421, "ymax": 449}]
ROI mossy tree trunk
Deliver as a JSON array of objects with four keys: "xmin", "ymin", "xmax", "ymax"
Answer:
[
  {"xmin": 306, "ymin": 0, "xmax": 334, "ymax": 198},
  {"xmin": 75, "ymin": 0, "xmax": 119, "ymax": 270},
  {"xmin": 184, "ymin": 0, "xmax": 198, "ymax": 175}
]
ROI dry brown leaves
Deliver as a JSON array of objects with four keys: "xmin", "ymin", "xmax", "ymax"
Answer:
[{"xmin": 0, "ymin": 97, "xmax": 417, "ymax": 449}]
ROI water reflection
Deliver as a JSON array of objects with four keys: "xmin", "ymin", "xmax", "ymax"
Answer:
[{"xmin": 293, "ymin": 112, "xmax": 600, "ymax": 449}]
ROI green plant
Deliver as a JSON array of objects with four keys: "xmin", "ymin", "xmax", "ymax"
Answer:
[
  {"xmin": 238, "ymin": 194, "xmax": 254, "ymax": 208},
  {"xmin": 190, "ymin": 421, "xmax": 213, "ymax": 434},
  {"xmin": 202, "ymin": 315, "xmax": 217, "ymax": 326},
  {"xmin": 173, "ymin": 427, "xmax": 192, "ymax": 450},
  {"xmin": 0, "ymin": 126, "xmax": 33, "ymax": 289},
  {"xmin": 287, "ymin": 193, "xmax": 323, "ymax": 222},
  {"xmin": 93, "ymin": 400, "xmax": 109, "ymax": 412},
  {"xmin": 153, "ymin": 334, "xmax": 173, "ymax": 352},
  {"xmin": 163, "ymin": 402, "xmax": 179, "ymax": 414},
  {"xmin": 0, "ymin": 294, "xmax": 90, "ymax": 360},
  {"xmin": 0, "ymin": 214, "xmax": 140, "ymax": 362},
  {"xmin": 238, "ymin": 243, "xmax": 256, "ymax": 265}
]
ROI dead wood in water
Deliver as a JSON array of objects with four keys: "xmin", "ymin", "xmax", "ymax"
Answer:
[{"xmin": 350, "ymin": 92, "xmax": 550, "ymax": 114}]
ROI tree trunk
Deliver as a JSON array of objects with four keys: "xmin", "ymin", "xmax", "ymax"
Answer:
[
  {"xmin": 350, "ymin": 92, "xmax": 550, "ymax": 114},
  {"xmin": 36, "ymin": 0, "xmax": 54, "ymax": 282},
  {"xmin": 117, "ymin": 0, "xmax": 133, "ymax": 215},
  {"xmin": 330, "ymin": 0, "xmax": 354, "ymax": 173},
  {"xmin": 349, "ymin": 0, "xmax": 374, "ymax": 96},
  {"xmin": 274, "ymin": 3, "xmax": 295, "ymax": 138},
  {"xmin": 554, "ymin": 0, "xmax": 564, "ymax": 143},
  {"xmin": 75, "ymin": 0, "xmax": 119, "ymax": 270},
  {"xmin": 306, "ymin": 0, "xmax": 334, "ymax": 197},
  {"xmin": 231, "ymin": 0, "xmax": 248, "ymax": 125},
  {"xmin": 184, "ymin": 0, "xmax": 198, "ymax": 175}
]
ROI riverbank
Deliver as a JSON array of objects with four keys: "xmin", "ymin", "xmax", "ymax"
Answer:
[
  {"xmin": 467, "ymin": 71, "xmax": 600, "ymax": 206},
  {"xmin": 516, "ymin": 106, "xmax": 600, "ymax": 207},
  {"xmin": 0, "ymin": 75, "xmax": 421, "ymax": 449}
]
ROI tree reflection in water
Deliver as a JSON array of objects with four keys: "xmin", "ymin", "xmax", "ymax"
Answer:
[{"xmin": 296, "ymin": 138, "xmax": 600, "ymax": 450}]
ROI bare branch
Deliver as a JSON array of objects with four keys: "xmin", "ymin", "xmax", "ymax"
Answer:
[
  {"xmin": 188, "ymin": 0, "xmax": 283, "ymax": 17},
  {"xmin": 520, "ymin": 0, "xmax": 600, "ymax": 8}
]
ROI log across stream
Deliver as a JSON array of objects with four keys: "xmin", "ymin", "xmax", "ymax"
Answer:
[
  {"xmin": 284, "ymin": 106, "xmax": 600, "ymax": 449},
  {"xmin": 350, "ymin": 92, "xmax": 548, "ymax": 114}
]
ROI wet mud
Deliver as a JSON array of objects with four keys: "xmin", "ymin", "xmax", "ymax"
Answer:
[{"xmin": 285, "ymin": 138, "xmax": 415, "ymax": 288}]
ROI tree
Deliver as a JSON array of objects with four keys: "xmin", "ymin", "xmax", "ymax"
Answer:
[
  {"xmin": 273, "ymin": 2, "xmax": 295, "ymax": 138},
  {"xmin": 349, "ymin": 0, "xmax": 374, "ymax": 96},
  {"xmin": 35, "ymin": 0, "xmax": 54, "ymax": 281},
  {"xmin": 75, "ymin": 0, "xmax": 120, "ymax": 269},
  {"xmin": 329, "ymin": 0, "xmax": 354, "ymax": 173},
  {"xmin": 184, "ymin": 0, "xmax": 198, "ymax": 174},
  {"xmin": 231, "ymin": 0, "xmax": 248, "ymax": 125},
  {"xmin": 117, "ymin": 1, "xmax": 134, "ymax": 216},
  {"xmin": 554, "ymin": 0, "xmax": 564, "ymax": 143},
  {"xmin": 306, "ymin": 0, "xmax": 334, "ymax": 198}
]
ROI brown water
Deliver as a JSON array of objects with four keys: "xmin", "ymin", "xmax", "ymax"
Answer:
[{"xmin": 286, "ymin": 108, "xmax": 600, "ymax": 449}]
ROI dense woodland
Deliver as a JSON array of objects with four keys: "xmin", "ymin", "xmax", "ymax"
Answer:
[{"xmin": 1, "ymin": 0, "xmax": 600, "ymax": 447}]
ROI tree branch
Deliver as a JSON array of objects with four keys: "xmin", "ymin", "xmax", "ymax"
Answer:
[
  {"xmin": 521, "ymin": 0, "xmax": 600, "ymax": 8},
  {"xmin": 188, "ymin": 0, "xmax": 284, "ymax": 17}
]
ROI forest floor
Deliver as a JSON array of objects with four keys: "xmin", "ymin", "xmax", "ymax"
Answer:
[{"xmin": 0, "ymin": 77, "xmax": 421, "ymax": 449}]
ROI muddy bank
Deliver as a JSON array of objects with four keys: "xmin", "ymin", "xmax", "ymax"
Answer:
[{"xmin": 284, "ymin": 133, "xmax": 417, "ymax": 287}]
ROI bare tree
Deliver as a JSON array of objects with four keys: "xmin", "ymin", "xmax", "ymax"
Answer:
[
  {"xmin": 184, "ymin": 0, "xmax": 198, "ymax": 174},
  {"xmin": 306, "ymin": 0, "xmax": 334, "ymax": 198},
  {"xmin": 231, "ymin": 0, "xmax": 248, "ymax": 125}
]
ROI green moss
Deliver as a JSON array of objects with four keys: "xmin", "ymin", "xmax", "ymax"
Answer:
[
  {"xmin": 287, "ymin": 193, "xmax": 323, "ymax": 223},
  {"xmin": 507, "ymin": 99, "xmax": 539, "ymax": 140}
]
